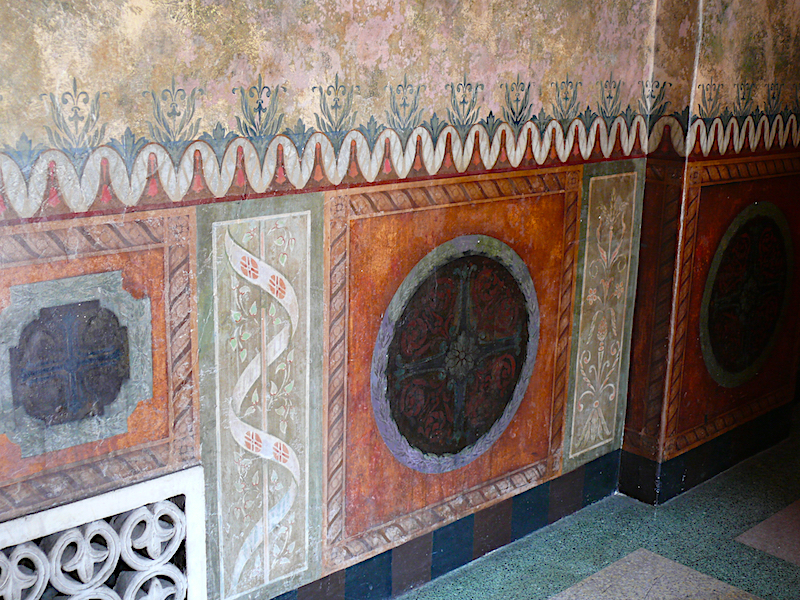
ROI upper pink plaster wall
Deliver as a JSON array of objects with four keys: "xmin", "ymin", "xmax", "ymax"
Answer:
[
  {"xmin": 0, "ymin": 0, "xmax": 658, "ymax": 146},
  {"xmin": 695, "ymin": 0, "xmax": 800, "ymax": 110}
]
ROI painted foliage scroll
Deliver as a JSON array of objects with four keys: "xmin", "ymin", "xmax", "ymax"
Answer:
[
  {"xmin": 566, "ymin": 168, "xmax": 641, "ymax": 467},
  {"xmin": 203, "ymin": 202, "xmax": 322, "ymax": 600}
]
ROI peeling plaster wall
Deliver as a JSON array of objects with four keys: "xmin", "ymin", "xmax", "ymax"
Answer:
[
  {"xmin": 1, "ymin": 1, "xmax": 800, "ymax": 599},
  {"xmin": 0, "ymin": 0, "xmax": 659, "ymax": 147}
]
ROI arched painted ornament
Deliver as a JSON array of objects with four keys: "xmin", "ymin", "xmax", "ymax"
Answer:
[
  {"xmin": 700, "ymin": 202, "xmax": 793, "ymax": 388},
  {"xmin": 371, "ymin": 235, "xmax": 539, "ymax": 473}
]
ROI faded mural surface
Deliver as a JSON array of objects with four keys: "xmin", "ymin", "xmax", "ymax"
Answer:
[
  {"xmin": 568, "ymin": 171, "xmax": 640, "ymax": 463},
  {"xmin": 0, "ymin": 1, "xmax": 799, "ymax": 600},
  {"xmin": 0, "ymin": 0, "xmax": 659, "ymax": 142},
  {"xmin": 196, "ymin": 193, "xmax": 323, "ymax": 600},
  {"xmin": 214, "ymin": 213, "xmax": 310, "ymax": 596},
  {"xmin": 0, "ymin": 0, "xmax": 797, "ymax": 221},
  {"xmin": 213, "ymin": 213, "xmax": 312, "ymax": 597}
]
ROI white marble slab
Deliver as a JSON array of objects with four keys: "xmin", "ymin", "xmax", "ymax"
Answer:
[{"xmin": 549, "ymin": 548, "xmax": 762, "ymax": 600}]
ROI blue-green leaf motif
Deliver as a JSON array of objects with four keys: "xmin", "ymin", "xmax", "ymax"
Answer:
[
  {"xmin": 385, "ymin": 75, "xmax": 426, "ymax": 148},
  {"xmin": 2, "ymin": 133, "xmax": 47, "ymax": 179},
  {"xmin": 107, "ymin": 127, "xmax": 149, "ymax": 174},
  {"xmin": 501, "ymin": 76, "xmax": 534, "ymax": 137},
  {"xmin": 199, "ymin": 122, "xmax": 239, "ymax": 163},
  {"xmin": 143, "ymin": 76, "xmax": 204, "ymax": 164},
  {"xmin": 40, "ymin": 77, "xmax": 108, "ymax": 171},
  {"xmin": 446, "ymin": 74, "xmax": 484, "ymax": 141},
  {"xmin": 356, "ymin": 115, "xmax": 386, "ymax": 152},
  {"xmin": 313, "ymin": 73, "xmax": 359, "ymax": 154}
]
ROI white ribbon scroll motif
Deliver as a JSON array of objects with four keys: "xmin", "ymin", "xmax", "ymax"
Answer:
[{"xmin": 224, "ymin": 230, "xmax": 301, "ymax": 590}]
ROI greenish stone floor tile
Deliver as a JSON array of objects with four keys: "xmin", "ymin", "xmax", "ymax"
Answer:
[{"xmin": 398, "ymin": 405, "xmax": 800, "ymax": 600}]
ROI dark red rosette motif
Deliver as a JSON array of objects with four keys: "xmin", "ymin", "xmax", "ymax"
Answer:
[
  {"xmin": 707, "ymin": 215, "xmax": 788, "ymax": 375},
  {"xmin": 387, "ymin": 255, "xmax": 528, "ymax": 456}
]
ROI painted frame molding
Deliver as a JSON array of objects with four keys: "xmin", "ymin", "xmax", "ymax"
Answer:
[
  {"xmin": 322, "ymin": 168, "xmax": 582, "ymax": 572},
  {"xmin": 663, "ymin": 154, "xmax": 800, "ymax": 459},
  {"xmin": 0, "ymin": 208, "xmax": 201, "ymax": 523}
]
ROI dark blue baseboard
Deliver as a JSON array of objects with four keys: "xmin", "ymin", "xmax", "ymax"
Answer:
[
  {"xmin": 619, "ymin": 403, "xmax": 793, "ymax": 505},
  {"xmin": 306, "ymin": 449, "xmax": 622, "ymax": 600}
]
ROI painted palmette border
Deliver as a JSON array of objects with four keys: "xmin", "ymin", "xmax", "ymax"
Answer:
[{"xmin": 0, "ymin": 111, "xmax": 797, "ymax": 223}]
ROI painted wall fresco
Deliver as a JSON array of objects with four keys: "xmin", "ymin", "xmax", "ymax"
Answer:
[
  {"xmin": 699, "ymin": 202, "xmax": 793, "ymax": 389},
  {"xmin": 624, "ymin": 160, "xmax": 684, "ymax": 460},
  {"xmin": 197, "ymin": 194, "xmax": 324, "ymax": 600},
  {"xmin": 0, "ymin": 209, "xmax": 200, "ymax": 523},
  {"xmin": 625, "ymin": 156, "xmax": 800, "ymax": 463},
  {"xmin": 323, "ymin": 169, "xmax": 582, "ymax": 570},
  {"xmin": 0, "ymin": 1, "xmax": 797, "ymax": 222},
  {"xmin": 0, "ymin": 0, "xmax": 658, "ymax": 144},
  {"xmin": 0, "ymin": 0, "xmax": 799, "ymax": 598},
  {"xmin": 650, "ymin": 0, "xmax": 700, "ymax": 117},
  {"xmin": 564, "ymin": 165, "xmax": 643, "ymax": 470},
  {"xmin": 371, "ymin": 235, "xmax": 540, "ymax": 475},
  {"xmin": 1, "ymin": 271, "xmax": 151, "ymax": 457},
  {"xmin": 696, "ymin": 0, "xmax": 800, "ymax": 110},
  {"xmin": 661, "ymin": 160, "xmax": 800, "ymax": 459}
]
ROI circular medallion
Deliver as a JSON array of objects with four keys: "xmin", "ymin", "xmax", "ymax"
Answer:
[
  {"xmin": 700, "ymin": 202, "xmax": 793, "ymax": 388},
  {"xmin": 371, "ymin": 235, "xmax": 539, "ymax": 473}
]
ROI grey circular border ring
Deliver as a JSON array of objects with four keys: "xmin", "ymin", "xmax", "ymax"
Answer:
[
  {"xmin": 700, "ymin": 202, "xmax": 793, "ymax": 388},
  {"xmin": 370, "ymin": 235, "xmax": 540, "ymax": 473}
]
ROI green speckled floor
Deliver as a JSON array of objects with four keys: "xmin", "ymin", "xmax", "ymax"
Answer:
[{"xmin": 398, "ymin": 404, "xmax": 800, "ymax": 600}]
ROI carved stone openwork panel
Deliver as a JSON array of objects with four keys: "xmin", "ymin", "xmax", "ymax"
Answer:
[
  {"xmin": 0, "ymin": 500, "xmax": 186, "ymax": 600},
  {"xmin": 0, "ymin": 468, "xmax": 205, "ymax": 600}
]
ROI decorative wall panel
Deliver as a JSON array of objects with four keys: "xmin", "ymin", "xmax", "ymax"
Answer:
[
  {"xmin": 197, "ymin": 195, "xmax": 324, "ymax": 600},
  {"xmin": 322, "ymin": 169, "xmax": 582, "ymax": 571},
  {"xmin": 661, "ymin": 155, "xmax": 800, "ymax": 459},
  {"xmin": 371, "ymin": 235, "xmax": 540, "ymax": 475},
  {"xmin": 0, "ymin": 209, "xmax": 199, "ymax": 523},
  {"xmin": 0, "ymin": 1, "xmax": 795, "ymax": 598},
  {"xmin": 1, "ymin": 271, "xmax": 151, "ymax": 457},
  {"xmin": 564, "ymin": 165, "xmax": 643, "ymax": 470}
]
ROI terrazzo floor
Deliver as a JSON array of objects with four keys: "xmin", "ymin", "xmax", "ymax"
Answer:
[{"xmin": 397, "ymin": 403, "xmax": 800, "ymax": 600}]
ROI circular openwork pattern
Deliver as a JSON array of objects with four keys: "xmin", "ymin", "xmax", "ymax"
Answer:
[
  {"xmin": 371, "ymin": 235, "xmax": 539, "ymax": 473},
  {"xmin": 700, "ymin": 202, "xmax": 793, "ymax": 388}
]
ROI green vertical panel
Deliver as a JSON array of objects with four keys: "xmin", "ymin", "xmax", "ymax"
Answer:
[
  {"xmin": 562, "ymin": 159, "xmax": 645, "ymax": 473},
  {"xmin": 197, "ymin": 194, "xmax": 324, "ymax": 600}
]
